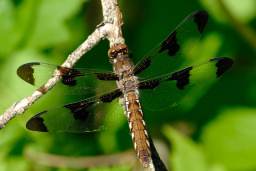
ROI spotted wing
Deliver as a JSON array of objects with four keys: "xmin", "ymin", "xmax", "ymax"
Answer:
[
  {"xmin": 133, "ymin": 10, "xmax": 208, "ymax": 75},
  {"xmin": 26, "ymin": 89, "xmax": 123, "ymax": 133},
  {"xmin": 17, "ymin": 62, "xmax": 118, "ymax": 85},
  {"xmin": 138, "ymin": 57, "xmax": 233, "ymax": 110},
  {"xmin": 17, "ymin": 62, "xmax": 118, "ymax": 97}
]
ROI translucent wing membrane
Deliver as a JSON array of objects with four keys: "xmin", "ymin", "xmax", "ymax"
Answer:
[
  {"xmin": 138, "ymin": 57, "xmax": 233, "ymax": 110},
  {"xmin": 17, "ymin": 62, "xmax": 118, "ymax": 86},
  {"xmin": 17, "ymin": 62, "xmax": 118, "ymax": 96},
  {"xmin": 133, "ymin": 10, "xmax": 209, "ymax": 75},
  {"xmin": 26, "ymin": 89, "xmax": 123, "ymax": 133},
  {"xmin": 139, "ymin": 57, "xmax": 233, "ymax": 89},
  {"xmin": 20, "ymin": 10, "xmax": 233, "ymax": 134}
]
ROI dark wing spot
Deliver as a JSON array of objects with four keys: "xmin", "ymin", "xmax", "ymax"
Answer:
[
  {"xmin": 210, "ymin": 57, "xmax": 234, "ymax": 77},
  {"xmin": 61, "ymin": 75, "xmax": 77, "ymax": 86},
  {"xmin": 134, "ymin": 57, "xmax": 152, "ymax": 75},
  {"xmin": 139, "ymin": 79, "xmax": 160, "ymax": 89},
  {"xmin": 64, "ymin": 101, "xmax": 95, "ymax": 121},
  {"xmin": 100, "ymin": 89, "xmax": 122, "ymax": 102},
  {"xmin": 169, "ymin": 66, "xmax": 193, "ymax": 90},
  {"xmin": 96, "ymin": 73, "xmax": 119, "ymax": 80},
  {"xmin": 26, "ymin": 111, "xmax": 48, "ymax": 132},
  {"xmin": 58, "ymin": 67, "xmax": 83, "ymax": 86},
  {"xmin": 193, "ymin": 10, "xmax": 208, "ymax": 34},
  {"xmin": 17, "ymin": 62, "xmax": 40, "ymax": 85},
  {"xmin": 159, "ymin": 31, "xmax": 180, "ymax": 57}
]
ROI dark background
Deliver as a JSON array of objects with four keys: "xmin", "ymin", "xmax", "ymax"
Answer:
[{"xmin": 0, "ymin": 0, "xmax": 255, "ymax": 170}]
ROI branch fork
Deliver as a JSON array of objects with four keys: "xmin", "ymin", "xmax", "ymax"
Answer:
[
  {"xmin": 0, "ymin": 1, "xmax": 166, "ymax": 170},
  {"xmin": 0, "ymin": 0, "xmax": 123, "ymax": 128}
]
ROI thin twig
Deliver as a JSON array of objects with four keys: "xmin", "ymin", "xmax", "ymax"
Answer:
[
  {"xmin": 0, "ymin": 1, "xmax": 168, "ymax": 170},
  {"xmin": 217, "ymin": 0, "xmax": 256, "ymax": 50},
  {"xmin": 0, "ymin": 0, "xmax": 121, "ymax": 128},
  {"xmin": 24, "ymin": 147, "xmax": 136, "ymax": 169}
]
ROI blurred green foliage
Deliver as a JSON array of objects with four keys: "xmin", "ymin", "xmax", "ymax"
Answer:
[{"xmin": 0, "ymin": 0, "xmax": 255, "ymax": 171}]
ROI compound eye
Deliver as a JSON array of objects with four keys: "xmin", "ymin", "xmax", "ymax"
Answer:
[
  {"xmin": 108, "ymin": 49, "xmax": 118, "ymax": 59},
  {"xmin": 108, "ymin": 44, "xmax": 128, "ymax": 59}
]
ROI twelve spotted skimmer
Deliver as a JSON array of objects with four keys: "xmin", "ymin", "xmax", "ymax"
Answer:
[{"xmin": 17, "ymin": 10, "xmax": 233, "ymax": 168}]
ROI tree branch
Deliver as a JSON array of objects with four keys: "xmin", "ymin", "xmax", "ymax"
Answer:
[
  {"xmin": 24, "ymin": 148, "xmax": 136, "ymax": 169},
  {"xmin": 0, "ymin": 0, "xmax": 122, "ymax": 128},
  {"xmin": 0, "ymin": 1, "xmax": 167, "ymax": 170},
  {"xmin": 217, "ymin": 0, "xmax": 256, "ymax": 49}
]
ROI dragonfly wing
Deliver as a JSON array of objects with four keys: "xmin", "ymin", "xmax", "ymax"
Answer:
[
  {"xmin": 26, "ymin": 89, "xmax": 123, "ymax": 133},
  {"xmin": 138, "ymin": 57, "xmax": 233, "ymax": 110},
  {"xmin": 17, "ymin": 62, "xmax": 118, "ymax": 98},
  {"xmin": 133, "ymin": 10, "xmax": 209, "ymax": 75},
  {"xmin": 17, "ymin": 62, "xmax": 118, "ymax": 86}
]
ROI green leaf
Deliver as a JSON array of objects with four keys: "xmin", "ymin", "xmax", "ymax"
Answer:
[
  {"xmin": 163, "ymin": 126, "xmax": 208, "ymax": 171},
  {"xmin": 221, "ymin": 0, "xmax": 256, "ymax": 22},
  {"xmin": 201, "ymin": 0, "xmax": 256, "ymax": 23},
  {"xmin": 27, "ymin": 0, "xmax": 85, "ymax": 49},
  {"xmin": 0, "ymin": 0, "xmax": 85, "ymax": 56},
  {"xmin": 201, "ymin": 107, "xmax": 256, "ymax": 170},
  {"xmin": 0, "ymin": 0, "xmax": 17, "ymax": 57},
  {"xmin": 208, "ymin": 164, "xmax": 227, "ymax": 171},
  {"xmin": 0, "ymin": 157, "xmax": 29, "ymax": 171}
]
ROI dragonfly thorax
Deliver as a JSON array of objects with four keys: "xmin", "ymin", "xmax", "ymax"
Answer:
[
  {"xmin": 117, "ymin": 75, "xmax": 139, "ymax": 93},
  {"xmin": 109, "ymin": 44, "xmax": 138, "ymax": 93},
  {"xmin": 113, "ymin": 55, "xmax": 133, "ymax": 76}
]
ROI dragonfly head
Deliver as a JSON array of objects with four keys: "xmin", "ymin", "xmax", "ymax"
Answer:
[{"xmin": 108, "ymin": 43, "xmax": 128, "ymax": 61}]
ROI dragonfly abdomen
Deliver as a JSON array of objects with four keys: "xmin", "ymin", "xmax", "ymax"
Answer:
[
  {"xmin": 125, "ymin": 91, "xmax": 152, "ymax": 168},
  {"xmin": 109, "ymin": 43, "xmax": 153, "ymax": 168}
]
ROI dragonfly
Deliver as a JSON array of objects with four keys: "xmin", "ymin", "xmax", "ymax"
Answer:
[{"xmin": 17, "ymin": 10, "xmax": 233, "ymax": 169}]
